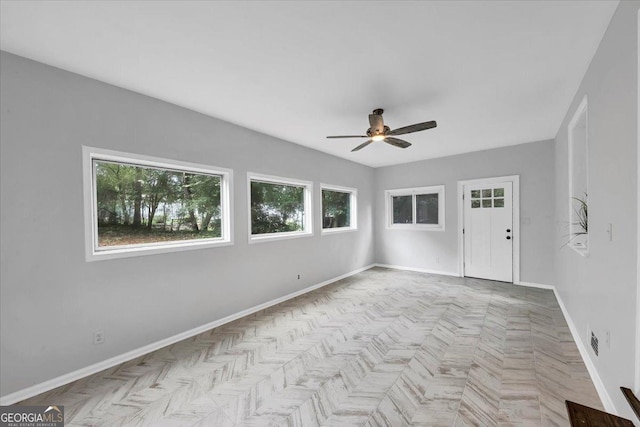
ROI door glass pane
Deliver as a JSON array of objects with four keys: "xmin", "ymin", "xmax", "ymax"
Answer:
[
  {"xmin": 416, "ymin": 193, "xmax": 438, "ymax": 224},
  {"xmin": 493, "ymin": 188, "xmax": 504, "ymax": 197},
  {"xmin": 494, "ymin": 198, "xmax": 504, "ymax": 208},
  {"xmin": 471, "ymin": 200, "xmax": 481, "ymax": 208},
  {"xmin": 482, "ymin": 199, "xmax": 492, "ymax": 208},
  {"xmin": 392, "ymin": 195, "xmax": 413, "ymax": 224},
  {"xmin": 482, "ymin": 189, "xmax": 492, "ymax": 198},
  {"xmin": 471, "ymin": 190, "xmax": 481, "ymax": 199}
]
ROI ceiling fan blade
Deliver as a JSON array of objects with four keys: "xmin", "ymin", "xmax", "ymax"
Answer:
[
  {"xmin": 351, "ymin": 140, "xmax": 373, "ymax": 152},
  {"xmin": 368, "ymin": 114, "xmax": 385, "ymax": 134},
  {"xmin": 327, "ymin": 135, "xmax": 369, "ymax": 139},
  {"xmin": 384, "ymin": 137, "xmax": 412, "ymax": 149},
  {"xmin": 388, "ymin": 120, "xmax": 437, "ymax": 136}
]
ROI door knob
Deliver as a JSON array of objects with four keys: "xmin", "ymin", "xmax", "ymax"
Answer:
[
  {"xmin": 506, "ymin": 229, "xmax": 511, "ymax": 233},
  {"xmin": 506, "ymin": 236, "xmax": 511, "ymax": 240}
]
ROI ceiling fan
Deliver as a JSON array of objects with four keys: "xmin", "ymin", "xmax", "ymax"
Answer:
[{"xmin": 327, "ymin": 108, "xmax": 437, "ymax": 152}]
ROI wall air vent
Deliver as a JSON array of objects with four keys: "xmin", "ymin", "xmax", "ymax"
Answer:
[{"xmin": 590, "ymin": 331, "xmax": 599, "ymax": 357}]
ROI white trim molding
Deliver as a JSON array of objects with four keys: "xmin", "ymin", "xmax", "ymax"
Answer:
[
  {"xmin": 457, "ymin": 175, "xmax": 520, "ymax": 283},
  {"xmin": 82, "ymin": 146, "xmax": 233, "ymax": 262},
  {"xmin": 374, "ymin": 263, "xmax": 458, "ymax": 277},
  {"xmin": 0, "ymin": 264, "xmax": 377, "ymax": 406},
  {"xmin": 552, "ymin": 287, "xmax": 616, "ymax": 413},
  {"xmin": 515, "ymin": 281, "xmax": 555, "ymax": 290},
  {"xmin": 636, "ymin": 8, "xmax": 640, "ymax": 396}
]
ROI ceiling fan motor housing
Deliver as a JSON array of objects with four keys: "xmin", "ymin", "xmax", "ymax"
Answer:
[{"xmin": 367, "ymin": 125, "xmax": 390, "ymax": 137}]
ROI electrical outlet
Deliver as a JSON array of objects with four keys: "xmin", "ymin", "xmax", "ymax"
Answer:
[{"xmin": 93, "ymin": 330, "xmax": 105, "ymax": 345}]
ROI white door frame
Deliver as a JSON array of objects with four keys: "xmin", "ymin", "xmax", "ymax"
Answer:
[
  {"xmin": 457, "ymin": 175, "xmax": 520, "ymax": 283},
  {"xmin": 635, "ymin": 9, "xmax": 640, "ymax": 395}
]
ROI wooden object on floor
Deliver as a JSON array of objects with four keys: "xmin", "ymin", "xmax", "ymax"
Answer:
[
  {"xmin": 566, "ymin": 400, "xmax": 635, "ymax": 427},
  {"xmin": 621, "ymin": 387, "xmax": 640, "ymax": 420}
]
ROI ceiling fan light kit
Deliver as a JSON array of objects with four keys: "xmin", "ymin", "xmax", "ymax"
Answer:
[{"xmin": 326, "ymin": 108, "xmax": 437, "ymax": 152}]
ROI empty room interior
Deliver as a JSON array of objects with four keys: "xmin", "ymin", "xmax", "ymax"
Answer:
[{"xmin": 1, "ymin": 1, "xmax": 640, "ymax": 425}]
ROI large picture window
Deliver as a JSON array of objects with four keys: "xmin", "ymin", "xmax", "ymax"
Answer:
[
  {"xmin": 83, "ymin": 147, "xmax": 232, "ymax": 261},
  {"xmin": 321, "ymin": 184, "xmax": 357, "ymax": 233},
  {"xmin": 386, "ymin": 185, "xmax": 445, "ymax": 230},
  {"xmin": 248, "ymin": 173, "xmax": 313, "ymax": 242}
]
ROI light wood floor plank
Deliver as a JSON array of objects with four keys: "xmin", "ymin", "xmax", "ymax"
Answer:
[{"xmin": 19, "ymin": 268, "xmax": 602, "ymax": 426}]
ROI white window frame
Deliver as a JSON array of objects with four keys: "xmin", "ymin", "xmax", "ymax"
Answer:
[
  {"xmin": 386, "ymin": 185, "xmax": 445, "ymax": 231},
  {"xmin": 248, "ymin": 172, "xmax": 313, "ymax": 243},
  {"xmin": 568, "ymin": 95, "xmax": 589, "ymax": 257},
  {"xmin": 82, "ymin": 146, "xmax": 233, "ymax": 262},
  {"xmin": 320, "ymin": 184, "xmax": 358, "ymax": 235}
]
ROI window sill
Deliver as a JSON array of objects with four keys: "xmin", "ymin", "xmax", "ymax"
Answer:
[
  {"xmin": 387, "ymin": 225, "xmax": 445, "ymax": 232},
  {"xmin": 570, "ymin": 243, "xmax": 589, "ymax": 257},
  {"xmin": 321, "ymin": 227, "xmax": 357, "ymax": 235},
  {"xmin": 249, "ymin": 231, "xmax": 313, "ymax": 244},
  {"xmin": 87, "ymin": 238, "xmax": 233, "ymax": 262}
]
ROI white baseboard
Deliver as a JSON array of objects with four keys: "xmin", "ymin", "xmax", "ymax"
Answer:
[
  {"xmin": 551, "ymin": 287, "xmax": 617, "ymax": 414},
  {"xmin": 0, "ymin": 264, "xmax": 376, "ymax": 406},
  {"xmin": 374, "ymin": 263, "xmax": 459, "ymax": 277},
  {"xmin": 515, "ymin": 281, "xmax": 555, "ymax": 290}
]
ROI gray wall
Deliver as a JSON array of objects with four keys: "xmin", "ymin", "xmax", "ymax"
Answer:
[
  {"xmin": 0, "ymin": 52, "xmax": 375, "ymax": 396},
  {"xmin": 375, "ymin": 140, "xmax": 556, "ymax": 285},
  {"xmin": 553, "ymin": 1, "xmax": 638, "ymax": 420}
]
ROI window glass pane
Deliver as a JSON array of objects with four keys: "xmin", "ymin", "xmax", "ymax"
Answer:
[
  {"xmin": 416, "ymin": 193, "xmax": 439, "ymax": 224},
  {"xmin": 482, "ymin": 199, "xmax": 492, "ymax": 208},
  {"xmin": 493, "ymin": 188, "xmax": 504, "ymax": 197},
  {"xmin": 392, "ymin": 195, "xmax": 413, "ymax": 224},
  {"xmin": 94, "ymin": 160, "xmax": 222, "ymax": 247},
  {"xmin": 482, "ymin": 189, "xmax": 492, "ymax": 198},
  {"xmin": 322, "ymin": 190, "xmax": 351, "ymax": 228},
  {"xmin": 494, "ymin": 198, "xmax": 504, "ymax": 208},
  {"xmin": 471, "ymin": 190, "xmax": 481, "ymax": 199},
  {"xmin": 251, "ymin": 181, "xmax": 305, "ymax": 235},
  {"xmin": 471, "ymin": 200, "xmax": 481, "ymax": 208}
]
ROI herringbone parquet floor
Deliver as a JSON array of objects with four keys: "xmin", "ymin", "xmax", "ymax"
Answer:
[{"xmin": 20, "ymin": 268, "xmax": 602, "ymax": 426}]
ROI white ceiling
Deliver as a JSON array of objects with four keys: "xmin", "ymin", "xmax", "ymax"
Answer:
[{"xmin": 0, "ymin": 1, "xmax": 618, "ymax": 167}]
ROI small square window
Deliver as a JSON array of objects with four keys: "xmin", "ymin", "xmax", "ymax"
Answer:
[
  {"xmin": 482, "ymin": 189, "xmax": 492, "ymax": 198},
  {"xmin": 482, "ymin": 199, "xmax": 492, "ymax": 208},
  {"xmin": 321, "ymin": 185, "xmax": 357, "ymax": 233},
  {"xmin": 249, "ymin": 173, "xmax": 313, "ymax": 243},
  {"xmin": 494, "ymin": 188, "xmax": 504, "ymax": 197},
  {"xmin": 471, "ymin": 200, "xmax": 481, "ymax": 208},
  {"xmin": 471, "ymin": 190, "xmax": 481, "ymax": 199},
  {"xmin": 494, "ymin": 198, "xmax": 504, "ymax": 208}
]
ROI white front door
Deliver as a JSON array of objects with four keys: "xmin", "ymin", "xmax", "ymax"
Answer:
[{"xmin": 463, "ymin": 181, "xmax": 513, "ymax": 282}]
